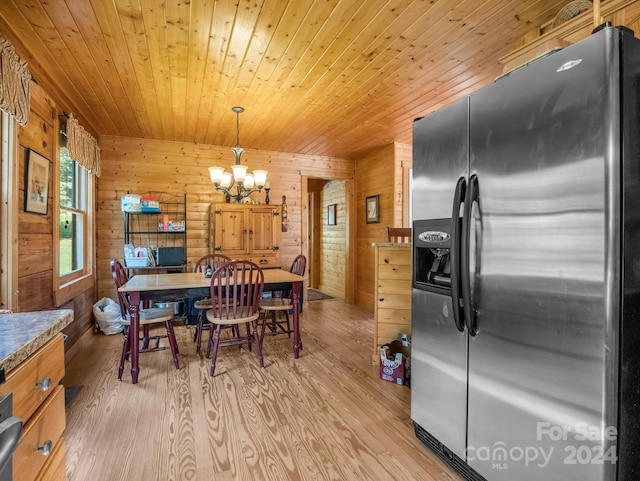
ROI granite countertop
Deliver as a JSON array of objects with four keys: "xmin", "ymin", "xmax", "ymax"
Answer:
[
  {"xmin": 0, "ymin": 309, "xmax": 74, "ymax": 375},
  {"xmin": 372, "ymin": 242, "xmax": 411, "ymax": 247}
]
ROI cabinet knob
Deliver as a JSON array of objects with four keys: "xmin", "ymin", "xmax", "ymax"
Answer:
[
  {"xmin": 37, "ymin": 440, "xmax": 53, "ymax": 456},
  {"xmin": 36, "ymin": 377, "xmax": 52, "ymax": 391}
]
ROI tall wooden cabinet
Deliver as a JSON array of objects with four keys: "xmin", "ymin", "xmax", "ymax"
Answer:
[
  {"xmin": 209, "ymin": 204, "xmax": 281, "ymax": 267},
  {"xmin": 372, "ymin": 243, "xmax": 412, "ymax": 364}
]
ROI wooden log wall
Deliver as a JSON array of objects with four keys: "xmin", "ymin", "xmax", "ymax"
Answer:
[
  {"xmin": 97, "ymin": 135, "xmax": 355, "ymax": 301},
  {"xmin": 354, "ymin": 143, "xmax": 412, "ymax": 309},
  {"xmin": 17, "ymin": 83, "xmax": 55, "ymax": 312},
  {"xmin": 14, "ymin": 81, "xmax": 95, "ymax": 355}
]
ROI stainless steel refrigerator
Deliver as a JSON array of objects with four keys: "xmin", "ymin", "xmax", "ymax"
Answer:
[{"xmin": 411, "ymin": 25, "xmax": 640, "ymax": 481}]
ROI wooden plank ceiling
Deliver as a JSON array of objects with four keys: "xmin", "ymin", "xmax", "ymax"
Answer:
[{"xmin": 0, "ymin": 0, "xmax": 572, "ymax": 159}]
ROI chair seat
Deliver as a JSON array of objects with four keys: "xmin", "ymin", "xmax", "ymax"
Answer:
[
  {"xmin": 206, "ymin": 310, "xmax": 259, "ymax": 326},
  {"xmin": 121, "ymin": 307, "xmax": 175, "ymax": 326},
  {"xmin": 194, "ymin": 298, "xmax": 212, "ymax": 309},
  {"xmin": 259, "ymin": 298, "xmax": 292, "ymax": 311}
]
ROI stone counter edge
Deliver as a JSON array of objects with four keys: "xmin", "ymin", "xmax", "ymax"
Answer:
[{"xmin": 0, "ymin": 309, "xmax": 74, "ymax": 375}]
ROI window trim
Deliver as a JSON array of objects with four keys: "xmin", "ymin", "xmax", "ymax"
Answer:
[
  {"xmin": 0, "ymin": 112, "xmax": 18, "ymax": 310},
  {"xmin": 54, "ymin": 117, "xmax": 95, "ymax": 306}
]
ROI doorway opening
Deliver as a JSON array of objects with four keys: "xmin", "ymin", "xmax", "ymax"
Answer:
[{"xmin": 306, "ymin": 178, "xmax": 351, "ymax": 301}]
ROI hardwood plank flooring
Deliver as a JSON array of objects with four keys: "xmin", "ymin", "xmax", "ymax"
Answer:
[{"xmin": 63, "ymin": 299, "xmax": 463, "ymax": 481}]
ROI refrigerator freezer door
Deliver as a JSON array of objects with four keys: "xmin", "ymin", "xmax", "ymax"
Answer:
[
  {"xmin": 411, "ymin": 98, "xmax": 469, "ymax": 459},
  {"xmin": 466, "ymin": 29, "xmax": 618, "ymax": 481}
]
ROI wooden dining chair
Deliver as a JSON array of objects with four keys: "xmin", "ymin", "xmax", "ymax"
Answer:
[
  {"xmin": 192, "ymin": 253, "xmax": 233, "ymax": 354},
  {"xmin": 258, "ymin": 254, "xmax": 306, "ymax": 343},
  {"xmin": 387, "ymin": 227, "xmax": 412, "ymax": 243},
  {"xmin": 206, "ymin": 260, "xmax": 265, "ymax": 377},
  {"xmin": 111, "ymin": 259, "xmax": 180, "ymax": 380}
]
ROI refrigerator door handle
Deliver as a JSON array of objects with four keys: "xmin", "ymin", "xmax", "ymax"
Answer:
[
  {"xmin": 450, "ymin": 176, "xmax": 466, "ymax": 332},
  {"xmin": 461, "ymin": 174, "xmax": 479, "ymax": 336}
]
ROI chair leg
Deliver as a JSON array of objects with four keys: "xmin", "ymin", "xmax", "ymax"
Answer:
[
  {"xmin": 165, "ymin": 321, "xmax": 180, "ymax": 370},
  {"xmin": 118, "ymin": 327, "xmax": 129, "ymax": 380},
  {"xmin": 193, "ymin": 313, "xmax": 199, "ymax": 342},
  {"xmin": 206, "ymin": 322, "xmax": 213, "ymax": 358},
  {"xmin": 210, "ymin": 324, "xmax": 222, "ymax": 376},
  {"xmin": 259, "ymin": 313, "xmax": 266, "ymax": 344},
  {"xmin": 252, "ymin": 319, "xmax": 264, "ymax": 368},
  {"xmin": 141, "ymin": 324, "xmax": 151, "ymax": 350},
  {"xmin": 195, "ymin": 310, "xmax": 204, "ymax": 354},
  {"xmin": 285, "ymin": 311, "xmax": 291, "ymax": 338},
  {"xmin": 246, "ymin": 322, "xmax": 253, "ymax": 352}
]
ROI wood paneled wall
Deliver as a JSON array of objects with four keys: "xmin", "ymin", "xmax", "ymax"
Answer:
[
  {"xmin": 18, "ymin": 82, "xmax": 55, "ymax": 312},
  {"xmin": 97, "ymin": 135, "xmax": 355, "ymax": 301},
  {"xmin": 14, "ymin": 81, "xmax": 95, "ymax": 353},
  {"xmin": 355, "ymin": 143, "xmax": 412, "ymax": 310}
]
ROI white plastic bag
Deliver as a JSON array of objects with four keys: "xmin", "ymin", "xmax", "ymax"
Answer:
[{"xmin": 93, "ymin": 297, "xmax": 124, "ymax": 335}]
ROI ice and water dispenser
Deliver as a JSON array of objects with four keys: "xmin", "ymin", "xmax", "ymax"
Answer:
[{"xmin": 413, "ymin": 218, "xmax": 455, "ymax": 294}]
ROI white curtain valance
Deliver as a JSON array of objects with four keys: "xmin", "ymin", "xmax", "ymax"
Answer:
[
  {"xmin": 67, "ymin": 113, "xmax": 101, "ymax": 177},
  {"xmin": 0, "ymin": 34, "xmax": 30, "ymax": 126}
]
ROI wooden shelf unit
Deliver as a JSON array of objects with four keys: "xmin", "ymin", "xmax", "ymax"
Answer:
[{"xmin": 124, "ymin": 192, "xmax": 187, "ymax": 272}]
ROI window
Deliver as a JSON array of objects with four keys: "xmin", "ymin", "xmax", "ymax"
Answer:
[{"xmin": 58, "ymin": 129, "xmax": 89, "ymax": 283}]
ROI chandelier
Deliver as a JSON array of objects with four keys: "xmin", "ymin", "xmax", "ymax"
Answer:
[{"xmin": 208, "ymin": 106, "xmax": 268, "ymax": 203}]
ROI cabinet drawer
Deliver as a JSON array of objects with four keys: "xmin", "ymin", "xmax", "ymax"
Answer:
[
  {"xmin": 34, "ymin": 437, "xmax": 66, "ymax": 481},
  {"xmin": 249, "ymin": 256, "xmax": 278, "ymax": 267},
  {"xmin": 13, "ymin": 385, "xmax": 65, "ymax": 481},
  {"xmin": 0, "ymin": 334, "xmax": 65, "ymax": 422}
]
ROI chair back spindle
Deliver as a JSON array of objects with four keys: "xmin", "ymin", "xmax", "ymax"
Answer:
[{"xmin": 387, "ymin": 227, "xmax": 412, "ymax": 243}]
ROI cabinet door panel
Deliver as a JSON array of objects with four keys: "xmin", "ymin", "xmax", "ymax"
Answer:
[
  {"xmin": 210, "ymin": 204, "xmax": 280, "ymax": 264},
  {"xmin": 249, "ymin": 208, "xmax": 276, "ymax": 254},
  {"xmin": 213, "ymin": 206, "xmax": 247, "ymax": 255}
]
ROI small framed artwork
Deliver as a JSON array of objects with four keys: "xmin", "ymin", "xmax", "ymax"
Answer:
[
  {"xmin": 328, "ymin": 204, "xmax": 337, "ymax": 225},
  {"xmin": 24, "ymin": 149, "xmax": 50, "ymax": 215},
  {"xmin": 366, "ymin": 195, "xmax": 380, "ymax": 224}
]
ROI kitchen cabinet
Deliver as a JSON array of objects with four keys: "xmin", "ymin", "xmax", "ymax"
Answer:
[
  {"xmin": 5, "ymin": 334, "xmax": 66, "ymax": 481},
  {"xmin": 500, "ymin": 0, "xmax": 640, "ymax": 75},
  {"xmin": 372, "ymin": 243, "xmax": 412, "ymax": 364},
  {"xmin": 210, "ymin": 204, "xmax": 281, "ymax": 267}
]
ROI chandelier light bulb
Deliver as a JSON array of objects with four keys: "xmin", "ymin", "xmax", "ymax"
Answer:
[
  {"xmin": 253, "ymin": 170, "xmax": 267, "ymax": 188},
  {"xmin": 244, "ymin": 173, "xmax": 255, "ymax": 189},
  {"xmin": 220, "ymin": 171, "xmax": 233, "ymax": 188},
  {"xmin": 209, "ymin": 166, "xmax": 224, "ymax": 185}
]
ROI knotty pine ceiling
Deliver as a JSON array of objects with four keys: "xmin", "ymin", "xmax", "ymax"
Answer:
[{"xmin": 0, "ymin": 0, "xmax": 571, "ymax": 159}]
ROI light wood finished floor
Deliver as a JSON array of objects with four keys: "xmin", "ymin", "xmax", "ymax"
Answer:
[{"xmin": 63, "ymin": 298, "xmax": 463, "ymax": 481}]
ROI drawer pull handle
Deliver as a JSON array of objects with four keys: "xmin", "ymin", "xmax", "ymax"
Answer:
[
  {"xmin": 37, "ymin": 440, "xmax": 53, "ymax": 456},
  {"xmin": 36, "ymin": 377, "xmax": 52, "ymax": 391}
]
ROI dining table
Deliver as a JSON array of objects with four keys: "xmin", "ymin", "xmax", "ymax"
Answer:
[{"xmin": 118, "ymin": 268, "xmax": 305, "ymax": 384}]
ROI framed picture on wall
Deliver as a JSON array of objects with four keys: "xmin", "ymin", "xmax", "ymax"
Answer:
[
  {"xmin": 328, "ymin": 204, "xmax": 337, "ymax": 225},
  {"xmin": 24, "ymin": 149, "xmax": 50, "ymax": 215},
  {"xmin": 366, "ymin": 195, "xmax": 379, "ymax": 224}
]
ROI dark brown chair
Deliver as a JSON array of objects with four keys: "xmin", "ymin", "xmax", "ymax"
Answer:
[
  {"xmin": 192, "ymin": 253, "xmax": 233, "ymax": 353},
  {"xmin": 110, "ymin": 259, "xmax": 180, "ymax": 380},
  {"xmin": 258, "ymin": 254, "xmax": 306, "ymax": 342},
  {"xmin": 206, "ymin": 260, "xmax": 265, "ymax": 377},
  {"xmin": 387, "ymin": 227, "xmax": 412, "ymax": 243}
]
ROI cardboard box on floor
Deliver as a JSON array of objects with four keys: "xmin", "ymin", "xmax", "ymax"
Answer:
[{"xmin": 379, "ymin": 334, "xmax": 411, "ymax": 386}]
